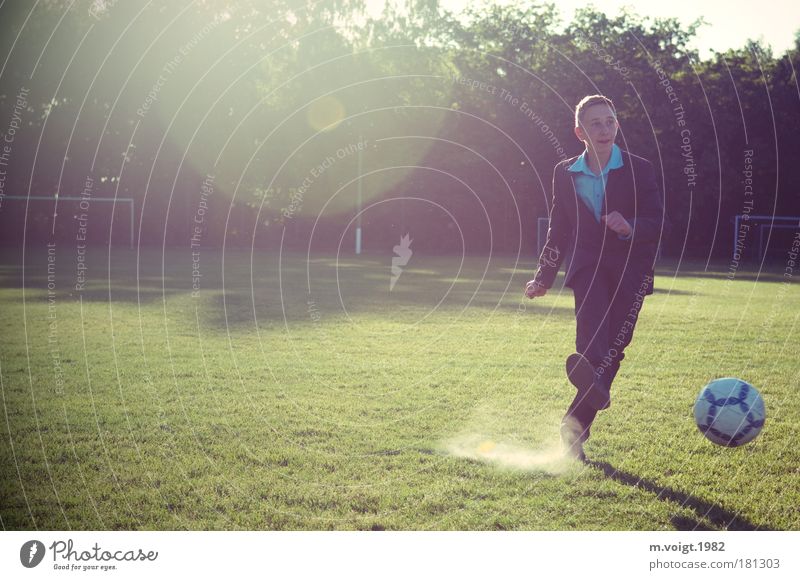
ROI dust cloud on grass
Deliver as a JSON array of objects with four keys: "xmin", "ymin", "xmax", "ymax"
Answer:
[{"xmin": 440, "ymin": 403, "xmax": 577, "ymax": 474}]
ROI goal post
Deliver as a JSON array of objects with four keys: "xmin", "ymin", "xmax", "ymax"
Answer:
[{"xmin": 733, "ymin": 215, "xmax": 800, "ymax": 262}]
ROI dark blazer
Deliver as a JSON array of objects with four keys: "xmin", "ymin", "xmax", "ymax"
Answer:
[{"xmin": 533, "ymin": 149, "xmax": 666, "ymax": 294}]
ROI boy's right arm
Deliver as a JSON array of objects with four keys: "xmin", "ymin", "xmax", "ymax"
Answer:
[{"xmin": 528, "ymin": 165, "xmax": 571, "ymax": 295}]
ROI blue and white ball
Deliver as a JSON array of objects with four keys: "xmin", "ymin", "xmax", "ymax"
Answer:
[{"xmin": 693, "ymin": 378, "xmax": 765, "ymax": 447}]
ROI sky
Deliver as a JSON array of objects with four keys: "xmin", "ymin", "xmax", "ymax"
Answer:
[{"xmin": 366, "ymin": 0, "xmax": 800, "ymax": 58}]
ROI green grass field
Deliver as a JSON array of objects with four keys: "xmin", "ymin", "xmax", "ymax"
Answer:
[{"xmin": 1, "ymin": 245, "xmax": 798, "ymax": 530}]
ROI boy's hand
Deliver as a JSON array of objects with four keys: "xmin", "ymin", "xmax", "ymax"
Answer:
[
  {"xmin": 525, "ymin": 279, "xmax": 547, "ymax": 298},
  {"xmin": 601, "ymin": 211, "xmax": 632, "ymax": 236}
]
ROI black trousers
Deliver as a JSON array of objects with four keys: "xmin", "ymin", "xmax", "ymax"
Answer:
[{"xmin": 563, "ymin": 262, "xmax": 653, "ymax": 441}]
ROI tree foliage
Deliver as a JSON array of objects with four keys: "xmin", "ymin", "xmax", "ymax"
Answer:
[{"xmin": 1, "ymin": 0, "xmax": 797, "ymax": 258}]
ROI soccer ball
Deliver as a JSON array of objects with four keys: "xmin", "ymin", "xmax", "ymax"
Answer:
[{"xmin": 693, "ymin": 378, "xmax": 765, "ymax": 447}]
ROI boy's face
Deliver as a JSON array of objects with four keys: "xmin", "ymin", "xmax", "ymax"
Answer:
[{"xmin": 575, "ymin": 103, "xmax": 618, "ymax": 155}]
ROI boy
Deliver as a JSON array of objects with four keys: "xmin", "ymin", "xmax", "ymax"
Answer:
[{"xmin": 525, "ymin": 95, "xmax": 666, "ymax": 461}]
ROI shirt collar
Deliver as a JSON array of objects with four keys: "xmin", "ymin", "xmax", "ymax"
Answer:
[{"xmin": 568, "ymin": 143, "xmax": 623, "ymax": 176}]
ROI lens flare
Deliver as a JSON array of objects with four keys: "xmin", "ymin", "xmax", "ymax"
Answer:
[{"xmin": 307, "ymin": 95, "xmax": 345, "ymax": 131}]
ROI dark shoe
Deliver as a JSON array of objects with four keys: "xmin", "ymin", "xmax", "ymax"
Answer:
[
  {"xmin": 566, "ymin": 352, "xmax": 610, "ymax": 411},
  {"xmin": 566, "ymin": 352, "xmax": 594, "ymax": 390},
  {"xmin": 560, "ymin": 421, "xmax": 587, "ymax": 462}
]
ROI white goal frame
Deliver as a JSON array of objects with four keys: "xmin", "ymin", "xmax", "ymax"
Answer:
[{"xmin": 733, "ymin": 215, "xmax": 800, "ymax": 261}]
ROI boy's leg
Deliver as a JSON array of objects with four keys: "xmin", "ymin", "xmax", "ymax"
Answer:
[
  {"xmin": 572, "ymin": 267, "xmax": 612, "ymax": 370},
  {"xmin": 562, "ymin": 267, "xmax": 612, "ymax": 441},
  {"xmin": 596, "ymin": 266, "xmax": 652, "ymax": 389}
]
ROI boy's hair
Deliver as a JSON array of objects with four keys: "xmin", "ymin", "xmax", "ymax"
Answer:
[{"xmin": 575, "ymin": 95, "xmax": 616, "ymax": 127}]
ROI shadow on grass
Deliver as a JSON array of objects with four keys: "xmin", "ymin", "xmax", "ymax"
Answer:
[
  {"xmin": 203, "ymin": 287, "xmax": 576, "ymax": 329},
  {"xmin": 649, "ymin": 287, "xmax": 694, "ymax": 296},
  {"xmin": 586, "ymin": 460, "xmax": 770, "ymax": 531},
  {"xmin": 654, "ymin": 262, "xmax": 790, "ymax": 283},
  {"xmin": 9, "ymin": 247, "xmax": 754, "ymax": 331}
]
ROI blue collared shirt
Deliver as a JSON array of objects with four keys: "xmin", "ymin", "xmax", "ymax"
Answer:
[{"xmin": 568, "ymin": 143, "xmax": 623, "ymax": 223}]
